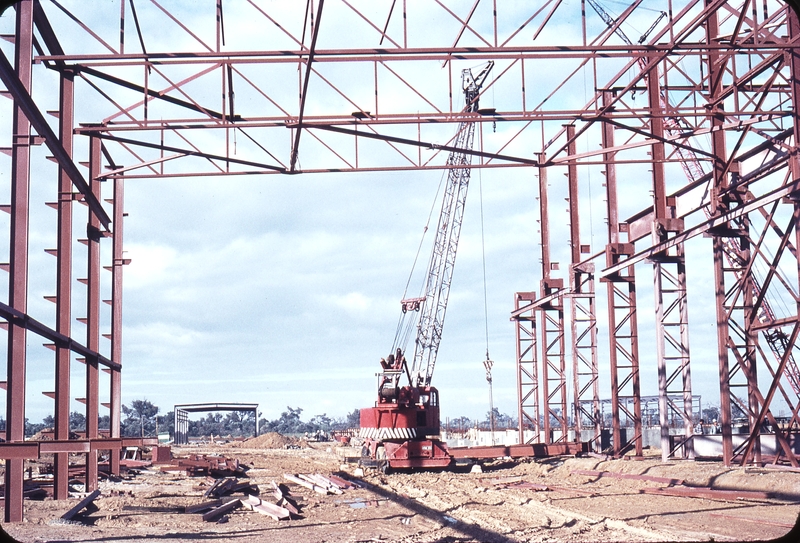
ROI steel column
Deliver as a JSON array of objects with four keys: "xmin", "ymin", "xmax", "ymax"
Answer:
[
  {"xmin": 514, "ymin": 292, "xmax": 540, "ymax": 445},
  {"xmin": 535, "ymin": 153, "xmax": 568, "ymax": 443},
  {"xmin": 601, "ymin": 91, "xmax": 642, "ymax": 457},
  {"xmin": 4, "ymin": 0, "xmax": 33, "ymax": 524},
  {"xmin": 85, "ymin": 137, "xmax": 102, "ymax": 490},
  {"xmin": 109, "ymin": 176, "xmax": 125, "ymax": 475},
  {"xmin": 647, "ymin": 61, "xmax": 694, "ymax": 462},
  {"xmin": 53, "ymin": 66, "xmax": 75, "ymax": 501},
  {"xmin": 565, "ymin": 124, "xmax": 600, "ymax": 451}
]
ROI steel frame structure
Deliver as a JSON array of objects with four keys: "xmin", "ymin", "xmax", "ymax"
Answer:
[
  {"xmin": 173, "ymin": 403, "xmax": 259, "ymax": 445},
  {"xmin": 2, "ymin": 0, "xmax": 800, "ymax": 523}
]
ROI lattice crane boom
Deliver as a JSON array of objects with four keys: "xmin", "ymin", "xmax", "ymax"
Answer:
[{"xmin": 407, "ymin": 61, "xmax": 494, "ymax": 388}]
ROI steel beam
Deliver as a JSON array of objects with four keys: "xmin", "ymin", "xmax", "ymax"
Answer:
[{"xmin": 290, "ymin": 0, "xmax": 325, "ymax": 172}]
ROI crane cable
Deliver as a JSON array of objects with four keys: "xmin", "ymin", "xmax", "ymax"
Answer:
[{"xmin": 479, "ymin": 167, "xmax": 490, "ymax": 362}]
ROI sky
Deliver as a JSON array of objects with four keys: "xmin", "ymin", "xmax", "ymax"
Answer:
[{"xmin": 0, "ymin": 0, "xmax": 797, "ymax": 428}]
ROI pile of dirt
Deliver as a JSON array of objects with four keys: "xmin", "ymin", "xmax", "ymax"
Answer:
[
  {"xmin": 229, "ymin": 432, "xmax": 306, "ymax": 449},
  {"xmin": 28, "ymin": 428, "xmax": 54, "ymax": 441}
]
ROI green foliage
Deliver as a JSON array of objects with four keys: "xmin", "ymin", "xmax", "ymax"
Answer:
[
  {"xmin": 263, "ymin": 406, "xmax": 310, "ymax": 434},
  {"xmin": 446, "ymin": 416, "xmax": 474, "ymax": 431},
  {"xmin": 702, "ymin": 404, "xmax": 720, "ymax": 423},
  {"xmin": 122, "ymin": 399, "xmax": 159, "ymax": 437},
  {"xmin": 70, "ymin": 411, "xmax": 86, "ymax": 432},
  {"xmin": 342, "ymin": 408, "xmax": 361, "ymax": 429}
]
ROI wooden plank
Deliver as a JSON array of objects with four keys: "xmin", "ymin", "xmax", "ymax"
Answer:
[
  {"xmin": 201, "ymin": 499, "xmax": 241, "ymax": 522},
  {"xmin": 61, "ymin": 489, "xmax": 101, "ymax": 520}
]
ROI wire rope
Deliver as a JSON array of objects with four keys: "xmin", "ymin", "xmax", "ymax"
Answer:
[{"xmin": 479, "ymin": 167, "xmax": 490, "ymax": 360}]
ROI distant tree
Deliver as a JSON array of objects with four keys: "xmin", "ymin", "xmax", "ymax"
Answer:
[
  {"xmin": 484, "ymin": 408, "xmax": 516, "ymax": 430},
  {"xmin": 122, "ymin": 399, "xmax": 159, "ymax": 437},
  {"xmin": 25, "ymin": 418, "xmax": 47, "ymax": 437},
  {"xmin": 263, "ymin": 406, "xmax": 311, "ymax": 434},
  {"xmin": 447, "ymin": 416, "xmax": 473, "ymax": 433},
  {"xmin": 332, "ymin": 408, "xmax": 361, "ymax": 431},
  {"xmin": 702, "ymin": 404, "xmax": 720, "ymax": 423},
  {"xmin": 70, "ymin": 411, "xmax": 86, "ymax": 432},
  {"xmin": 731, "ymin": 402, "xmax": 746, "ymax": 420},
  {"xmin": 309, "ymin": 413, "xmax": 332, "ymax": 432},
  {"xmin": 159, "ymin": 410, "xmax": 175, "ymax": 438},
  {"xmin": 348, "ymin": 409, "xmax": 361, "ymax": 428},
  {"xmin": 98, "ymin": 414, "xmax": 110, "ymax": 431},
  {"xmin": 42, "ymin": 415, "xmax": 55, "ymax": 428}
]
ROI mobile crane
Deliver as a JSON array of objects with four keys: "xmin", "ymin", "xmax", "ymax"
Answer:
[{"xmin": 359, "ymin": 61, "xmax": 494, "ymax": 471}]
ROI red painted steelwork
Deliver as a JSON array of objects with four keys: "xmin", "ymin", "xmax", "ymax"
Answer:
[{"xmin": 449, "ymin": 442, "xmax": 587, "ymax": 459}]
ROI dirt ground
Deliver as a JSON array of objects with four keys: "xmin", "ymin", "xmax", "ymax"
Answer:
[{"xmin": 2, "ymin": 436, "xmax": 799, "ymax": 542}]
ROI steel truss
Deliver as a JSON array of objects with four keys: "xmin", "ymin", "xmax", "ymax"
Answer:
[{"xmin": 2, "ymin": 0, "xmax": 800, "ymax": 523}]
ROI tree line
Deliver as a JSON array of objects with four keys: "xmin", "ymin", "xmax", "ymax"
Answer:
[
  {"xmin": 1, "ymin": 400, "xmax": 518, "ymax": 439},
  {"xmin": 2, "ymin": 400, "xmax": 363, "ymax": 439}
]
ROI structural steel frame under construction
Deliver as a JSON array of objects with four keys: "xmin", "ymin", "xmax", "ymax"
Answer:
[
  {"xmin": 1, "ymin": 0, "xmax": 800, "ymax": 523},
  {"xmin": 173, "ymin": 403, "xmax": 259, "ymax": 445}
]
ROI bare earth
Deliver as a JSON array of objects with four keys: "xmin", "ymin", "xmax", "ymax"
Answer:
[{"xmin": 3, "ymin": 438, "xmax": 799, "ymax": 542}]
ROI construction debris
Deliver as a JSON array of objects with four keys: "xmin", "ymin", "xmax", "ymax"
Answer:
[
  {"xmin": 184, "ymin": 473, "xmax": 362, "ymax": 522},
  {"xmin": 240, "ymin": 495, "xmax": 291, "ymax": 520},
  {"xmin": 61, "ymin": 489, "xmax": 101, "ymax": 521},
  {"xmin": 161, "ymin": 454, "xmax": 246, "ymax": 477},
  {"xmin": 202, "ymin": 477, "xmax": 258, "ymax": 499},
  {"xmin": 282, "ymin": 472, "xmax": 357, "ymax": 495},
  {"xmin": 201, "ymin": 498, "xmax": 241, "ymax": 522}
]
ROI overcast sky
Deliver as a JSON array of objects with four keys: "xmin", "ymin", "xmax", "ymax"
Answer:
[{"xmin": 1, "ymin": 0, "xmax": 795, "ymax": 428}]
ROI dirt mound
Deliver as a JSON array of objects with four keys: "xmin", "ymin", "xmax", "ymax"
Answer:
[
  {"xmin": 29, "ymin": 428, "xmax": 54, "ymax": 441},
  {"xmin": 229, "ymin": 432, "xmax": 305, "ymax": 449}
]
